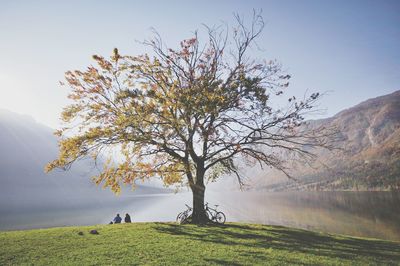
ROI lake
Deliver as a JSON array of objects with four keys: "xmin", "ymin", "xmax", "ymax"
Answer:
[
  {"xmin": 1, "ymin": 190, "xmax": 399, "ymax": 241},
  {"xmin": 210, "ymin": 191, "xmax": 400, "ymax": 241}
]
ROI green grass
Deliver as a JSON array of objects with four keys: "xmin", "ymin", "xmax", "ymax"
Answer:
[{"xmin": 0, "ymin": 223, "xmax": 399, "ymax": 265}]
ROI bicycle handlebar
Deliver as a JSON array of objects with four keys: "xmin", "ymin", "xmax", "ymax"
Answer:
[{"xmin": 205, "ymin": 202, "xmax": 219, "ymax": 211}]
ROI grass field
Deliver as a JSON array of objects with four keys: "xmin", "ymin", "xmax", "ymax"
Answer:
[{"xmin": 0, "ymin": 222, "xmax": 399, "ymax": 265}]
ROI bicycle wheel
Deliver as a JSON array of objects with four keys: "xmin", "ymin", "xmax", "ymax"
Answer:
[
  {"xmin": 179, "ymin": 214, "xmax": 186, "ymax": 224},
  {"xmin": 181, "ymin": 213, "xmax": 192, "ymax": 224},
  {"xmin": 205, "ymin": 210, "xmax": 212, "ymax": 221},
  {"xmin": 176, "ymin": 212, "xmax": 184, "ymax": 223},
  {"xmin": 181, "ymin": 211, "xmax": 190, "ymax": 224},
  {"xmin": 215, "ymin": 212, "xmax": 226, "ymax": 224}
]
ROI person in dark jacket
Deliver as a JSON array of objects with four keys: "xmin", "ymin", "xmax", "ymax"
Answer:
[
  {"xmin": 113, "ymin": 214, "xmax": 122, "ymax": 224},
  {"xmin": 124, "ymin": 213, "xmax": 131, "ymax": 223}
]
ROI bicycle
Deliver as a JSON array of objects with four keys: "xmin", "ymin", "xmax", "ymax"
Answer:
[
  {"xmin": 176, "ymin": 204, "xmax": 192, "ymax": 224},
  {"xmin": 205, "ymin": 202, "xmax": 226, "ymax": 224}
]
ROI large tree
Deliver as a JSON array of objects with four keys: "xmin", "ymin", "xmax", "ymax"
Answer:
[{"xmin": 46, "ymin": 13, "xmax": 334, "ymax": 224}]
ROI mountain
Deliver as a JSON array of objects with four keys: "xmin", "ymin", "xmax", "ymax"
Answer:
[
  {"xmin": 256, "ymin": 90, "xmax": 400, "ymax": 191},
  {"xmin": 0, "ymin": 109, "xmax": 170, "ymax": 213}
]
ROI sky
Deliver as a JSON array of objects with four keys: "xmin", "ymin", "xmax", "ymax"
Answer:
[{"xmin": 0, "ymin": 0, "xmax": 399, "ymax": 129}]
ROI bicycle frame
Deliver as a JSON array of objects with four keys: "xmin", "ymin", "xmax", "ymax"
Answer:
[
  {"xmin": 177, "ymin": 202, "xmax": 225, "ymax": 224},
  {"xmin": 205, "ymin": 202, "xmax": 224, "ymax": 223}
]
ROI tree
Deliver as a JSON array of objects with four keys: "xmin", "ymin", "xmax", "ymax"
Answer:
[{"xmin": 46, "ymin": 13, "xmax": 334, "ymax": 224}]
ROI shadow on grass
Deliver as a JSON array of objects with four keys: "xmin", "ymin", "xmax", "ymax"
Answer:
[
  {"xmin": 203, "ymin": 258, "xmax": 242, "ymax": 266},
  {"xmin": 154, "ymin": 223, "xmax": 400, "ymax": 263}
]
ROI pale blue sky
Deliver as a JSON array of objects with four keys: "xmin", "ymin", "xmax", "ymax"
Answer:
[{"xmin": 0, "ymin": 0, "xmax": 399, "ymax": 128}]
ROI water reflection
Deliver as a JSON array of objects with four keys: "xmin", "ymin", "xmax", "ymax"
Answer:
[{"xmin": 210, "ymin": 191, "xmax": 400, "ymax": 241}]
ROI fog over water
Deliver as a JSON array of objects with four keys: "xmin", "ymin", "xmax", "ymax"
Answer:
[{"xmin": 2, "ymin": 189, "xmax": 399, "ymax": 242}]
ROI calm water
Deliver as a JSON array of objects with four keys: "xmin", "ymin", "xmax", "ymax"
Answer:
[
  {"xmin": 211, "ymin": 191, "xmax": 400, "ymax": 241},
  {"xmin": 1, "ymin": 191, "xmax": 399, "ymax": 241}
]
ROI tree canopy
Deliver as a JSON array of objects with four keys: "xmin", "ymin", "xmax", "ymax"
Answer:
[{"xmin": 46, "ymin": 13, "xmax": 334, "ymax": 223}]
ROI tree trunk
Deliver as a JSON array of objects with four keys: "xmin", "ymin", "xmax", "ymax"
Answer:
[
  {"xmin": 190, "ymin": 166, "xmax": 209, "ymax": 224},
  {"xmin": 190, "ymin": 184, "xmax": 208, "ymax": 224}
]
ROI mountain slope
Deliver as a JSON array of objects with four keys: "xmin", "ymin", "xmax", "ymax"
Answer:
[
  {"xmin": 0, "ymin": 109, "xmax": 169, "ymax": 212},
  {"xmin": 259, "ymin": 90, "xmax": 400, "ymax": 191}
]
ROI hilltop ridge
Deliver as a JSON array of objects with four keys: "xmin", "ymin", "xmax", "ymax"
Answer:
[{"xmin": 258, "ymin": 90, "xmax": 400, "ymax": 191}]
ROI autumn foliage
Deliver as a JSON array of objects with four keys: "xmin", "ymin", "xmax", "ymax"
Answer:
[{"xmin": 46, "ymin": 13, "xmax": 334, "ymax": 223}]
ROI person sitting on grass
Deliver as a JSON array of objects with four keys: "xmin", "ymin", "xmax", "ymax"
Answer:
[
  {"xmin": 113, "ymin": 214, "xmax": 122, "ymax": 224},
  {"xmin": 125, "ymin": 213, "xmax": 131, "ymax": 223}
]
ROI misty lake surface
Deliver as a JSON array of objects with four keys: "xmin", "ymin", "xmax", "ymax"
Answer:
[
  {"xmin": 212, "ymin": 191, "xmax": 400, "ymax": 242},
  {"xmin": 1, "ymin": 191, "xmax": 399, "ymax": 241}
]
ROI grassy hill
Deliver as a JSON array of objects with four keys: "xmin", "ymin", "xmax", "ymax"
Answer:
[{"xmin": 0, "ymin": 223, "xmax": 399, "ymax": 265}]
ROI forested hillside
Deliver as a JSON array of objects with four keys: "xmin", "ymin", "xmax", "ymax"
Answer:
[{"xmin": 259, "ymin": 90, "xmax": 400, "ymax": 191}]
